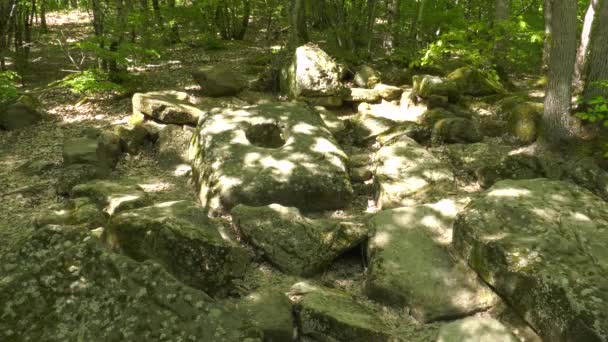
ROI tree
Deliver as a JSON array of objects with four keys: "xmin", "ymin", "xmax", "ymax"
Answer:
[
  {"xmin": 289, "ymin": 0, "xmax": 308, "ymax": 46},
  {"xmin": 542, "ymin": 0, "xmax": 578, "ymax": 145},
  {"xmin": 582, "ymin": 0, "xmax": 608, "ymax": 102},
  {"xmin": 572, "ymin": 0, "xmax": 600, "ymax": 92}
]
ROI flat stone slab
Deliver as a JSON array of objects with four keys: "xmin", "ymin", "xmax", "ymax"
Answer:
[
  {"xmin": 437, "ymin": 317, "xmax": 518, "ymax": 342},
  {"xmin": 106, "ymin": 200, "xmax": 250, "ymax": 297},
  {"xmin": 71, "ymin": 180, "xmax": 151, "ymax": 216},
  {"xmin": 374, "ymin": 136, "xmax": 455, "ymax": 209},
  {"xmin": 454, "ymin": 178, "xmax": 608, "ymax": 342},
  {"xmin": 231, "ymin": 204, "xmax": 367, "ymax": 276},
  {"xmin": 132, "ymin": 90, "xmax": 204, "ymax": 125},
  {"xmin": 191, "ymin": 102, "xmax": 353, "ymax": 214},
  {"xmin": 366, "ymin": 205, "xmax": 498, "ymax": 323}
]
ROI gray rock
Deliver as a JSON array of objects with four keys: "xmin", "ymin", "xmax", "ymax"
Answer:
[
  {"xmin": 377, "ymin": 122, "xmax": 431, "ymax": 146},
  {"xmin": 412, "ymin": 75, "xmax": 458, "ymax": 102},
  {"xmin": 366, "ymin": 206, "xmax": 498, "ymax": 323},
  {"xmin": 55, "ymin": 164, "xmax": 107, "ymax": 195},
  {"xmin": 454, "ymin": 178, "xmax": 608, "ymax": 342},
  {"xmin": 191, "ymin": 102, "xmax": 353, "ymax": 214},
  {"xmin": 349, "ymin": 113, "xmax": 397, "ymax": 145},
  {"xmin": 63, "ymin": 133, "xmax": 121, "ymax": 171},
  {"xmin": 231, "ymin": 204, "xmax": 366, "ymax": 276},
  {"xmin": 114, "ymin": 124, "xmax": 149, "ymax": 154},
  {"xmin": 0, "ymin": 103, "xmax": 44, "ymax": 130},
  {"xmin": 344, "ymin": 88, "xmax": 381, "ymax": 103},
  {"xmin": 437, "ymin": 317, "xmax": 518, "ymax": 342},
  {"xmin": 191, "ymin": 66, "xmax": 247, "ymax": 97},
  {"xmin": 374, "ymin": 137, "xmax": 455, "ymax": 209},
  {"xmin": 313, "ymin": 106, "xmax": 346, "ymax": 138},
  {"xmin": 354, "ymin": 65, "xmax": 381, "ymax": 88},
  {"xmin": 292, "ymin": 283, "xmax": 393, "ymax": 342},
  {"xmin": 446, "ymin": 67, "xmax": 506, "ymax": 96},
  {"xmin": 237, "ymin": 289, "xmax": 294, "ymax": 341},
  {"xmin": 432, "ymin": 117, "xmax": 483, "ymax": 144},
  {"xmin": 281, "ymin": 45, "xmax": 343, "ymax": 98},
  {"xmin": 157, "ymin": 124, "xmax": 194, "ymax": 169},
  {"xmin": 0, "ymin": 225, "xmax": 261, "ymax": 341},
  {"xmin": 373, "ymin": 84, "xmax": 403, "ymax": 101},
  {"xmin": 132, "ymin": 90, "xmax": 204, "ymax": 125},
  {"xmin": 106, "ymin": 200, "xmax": 251, "ymax": 297},
  {"xmin": 33, "ymin": 197, "xmax": 106, "ymax": 229},
  {"xmin": 71, "ymin": 180, "xmax": 151, "ymax": 216},
  {"xmin": 419, "ymin": 108, "xmax": 457, "ymax": 128}
]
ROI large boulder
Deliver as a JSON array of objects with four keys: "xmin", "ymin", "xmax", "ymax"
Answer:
[
  {"xmin": 231, "ymin": 204, "xmax": 367, "ymax": 276},
  {"xmin": 280, "ymin": 44, "xmax": 343, "ymax": 100},
  {"xmin": 190, "ymin": 102, "xmax": 353, "ymax": 214},
  {"xmin": 132, "ymin": 90, "xmax": 204, "ymax": 125},
  {"xmin": 374, "ymin": 136, "xmax": 455, "ymax": 209},
  {"xmin": 113, "ymin": 124, "xmax": 150, "ymax": 154},
  {"xmin": 191, "ymin": 66, "xmax": 246, "ymax": 97},
  {"xmin": 412, "ymin": 75, "xmax": 459, "ymax": 102},
  {"xmin": 0, "ymin": 225, "xmax": 262, "ymax": 341},
  {"xmin": 106, "ymin": 200, "xmax": 251, "ymax": 297},
  {"xmin": 366, "ymin": 205, "xmax": 498, "ymax": 323},
  {"xmin": 373, "ymin": 83, "xmax": 403, "ymax": 101},
  {"xmin": 354, "ymin": 65, "xmax": 381, "ymax": 88},
  {"xmin": 432, "ymin": 117, "xmax": 483, "ymax": 144},
  {"xmin": 236, "ymin": 289, "xmax": 295, "ymax": 341},
  {"xmin": 454, "ymin": 178, "xmax": 608, "ymax": 342},
  {"xmin": 446, "ymin": 67, "xmax": 506, "ymax": 96},
  {"xmin": 344, "ymin": 88, "xmax": 381, "ymax": 103},
  {"xmin": 0, "ymin": 103, "xmax": 44, "ymax": 130},
  {"xmin": 495, "ymin": 97, "xmax": 543, "ymax": 145}
]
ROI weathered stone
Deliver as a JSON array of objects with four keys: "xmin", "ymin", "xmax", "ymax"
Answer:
[
  {"xmin": 344, "ymin": 88, "xmax": 381, "ymax": 103},
  {"xmin": 366, "ymin": 206, "xmax": 498, "ymax": 323},
  {"xmin": 446, "ymin": 67, "xmax": 505, "ymax": 96},
  {"xmin": 496, "ymin": 97, "xmax": 542, "ymax": 145},
  {"xmin": 354, "ymin": 65, "xmax": 381, "ymax": 88},
  {"xmin": 437, "ymin": 317, "xmax": 518, "ymax": 342},
  {"xmin": 374, "ymin": 137, "xmax": 455, "ymax": 209},
  {"xmin": 313, "ymin": 106, "xmax": 346, "ymax": 139},
  {"xmin": 432, "ymin": 117, "xmax": 483, "ymax": 144},
  {"xmin": 412, "ymin": 75, "xmax": 458, "ymax": 102},
  {"xmin": 63, "ymin": 134, "xmax": 121, "ymax": 171},
  {"xmin": 231, "ymin": 204, "xmax": 366, "ymax": 276},
  {"xmin": 132, "ymin": 91, "xmax": 204, "ymax": 125},
  {"xmin": 350, "ymin": 167, "xmax": 373, "ymax": 182},
  {"xmin": 0, "ymin": 225, "xmax": 261, "ymax": 341},
  {"xmin": 71, "ymin": 180, "xmax": 151, "ymax": 216},
  {"xmin": 281, "ymin": 45, "xmax": 343, "ymax": 98},
  {"xmin": 33, "ymin": 197, "xmax": 106, "ymax": 229},
  {"xmin": 191, "ymin": 102, "xmax": 353, "ymax": 214},
  {"xmin": 377, "ymin": 122, "xmax": 431, "ymax": 146},
  {"xmin": 157, "ymin": 124, "xmax": 194, "ymax": 169},
  {"xmin": 292, "ymin": 283, "xmax": 393, "ymax": 342},
  {"xmin": 191, "ymin": 66, "xmax": 247, "ymax": 97},
  {"xmin": 454, "ymin": 178, "xmax": 608, "ymax": 342},
  {"xmin": 237, "ymin": 289, "xmax": 294, "ymax": 341},
  {"xmin": 476, "ymin": 153, "xmax": 545, "ymax": 188},
  {"xmin": 349, "ymin": 113, "xmax": 397, "ymax": 145},
  {"xmin": 55, "ymin": 164, "xmax": 107, "ymax": 196},
  {"xmin": 114, "ymin": 124, "xmax": 149, "ymax": 154},
  {"xmin": 399, "ymin": 88, "xmax": 429, "ymax": 122},
  {"xmin": 106, "ymin": 200, "xmax": 251, "ymax": 297},
  {"xmin": 442, "ymin": 141, "xmax": 513, "ymax": 181},
  {"xmin": 373, "ymin": 84, "xmax": 403, "ymax": 101},
  {"xmin": 0, "ymin": 103, "xmax": 44, "ymax": 130}
]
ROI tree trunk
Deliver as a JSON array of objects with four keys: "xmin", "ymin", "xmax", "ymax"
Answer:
[
  {"xmin": 542, "ymin": 0, "xmax": 578, "ymax": 145},
  {"xmin": 542, "ymin": 0, "xmax": 552, "ymax": 72},
  {"xmin": 40, "ymin": 0, "xmax": 47, "ymax": 33},
  {"xmin": 573, "ymin": 0, "xmax": 599, "ymax": 92},
  {"xmin": 289, "ymin": 0, "xmax": 308, "ymax": 46},
  {"xmin": 235, "ymin": 0, "xmax": 251, "ymax": 40},
  {"xmin": 493, "ymin": 0, "xmax": 511, "ymax": 73},
  {"xmin": 582, "ymin": 0, "xmax": 608, "ymax": 102}
]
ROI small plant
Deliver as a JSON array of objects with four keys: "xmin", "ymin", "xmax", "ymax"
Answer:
[
  {"xmin": 576, "ymin": 81, "xmax": 608, "ymax": 127},
  {"xmin": 0, "ymin": 71, "xmax": 19, "ymax": 107},
  {"xmin": 59, "ymin": 69, "xmax": 125, "ymax": 95}
]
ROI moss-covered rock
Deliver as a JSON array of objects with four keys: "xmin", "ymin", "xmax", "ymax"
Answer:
[
  {"xmin": 106, "ymin": 200, "xmax": 251, "ymax": 297},
  {"xmin": 348, "ymin": 113, "xmax": 397, "ymax": 145},
  {"xmin": 71, "ymin": 180, "xmax": 151, "ymax": 216},
  {"xmin": 280, "ymin": 44, "xmax": 343, "ymax": 98},
  {"xmin": 191, "ymin": 65, "xmax": 247, "ymax": 97},
  {"xmin": 366, "ymin": 206, "xmax": 498, "ymax": 323},
  {"xmin": 354, "ymin": 65, "xmax": 381, "ymax": 88},
  {"xmin": 454, "ymin": 179, "xmax": 608, "ymax": 342},
  {"xmin": 374, "ymin": 137, "xmax": 455, "ymax": 209},
  {"xmin": 55, "ymin": 164, "xmax": 108, "ymax": 196},
  {"xmin": 373, "ymin": 83, "xmax": 403, "ymax": 101},
  {"xmin": 437, "ymin": 317, "xmax": 518, "ymax": 342},
  {"xmin": 33, "ymin": 197, "xmax": 106, "ymax": 229},
  {"xmin": 419, "ymin": 108, "xmax": 457, "ymax": 128},
  {"xmin": 0, "ymin": 225, "xmax": 261, "ymax": 341},
  {"xmin": 495, "ymin": 97, "xmax": 542, "ymax": 145},
  {"xmin": 432, "ymin": 117, "xmax": 483, "ymax": 144},
  {"xmin": 344, "ymin": 88, "xmax": 381, "ymax": 103},
  {"xmin": 63, "ymin": 134, "xmax": 121, "ymax": 171},
  {"xmin": 191, "ymin": 102, "xmax": 353, "ymax": 214},
  {"xmin": 157, "ymin": 124, "xmax": 195, "ymax": 169},
  {"xmin": 236, "ymin": 289, "xmax": 294, "ymax": 342},
  {"xmin": 0, "ymin": 103, "xmax": 44, "ymax": 130},
  {"xmin": 446, "ymin": 67, "xmax": 506, "ymax": 96},
  {"xmin": 377, "ymin": 121, "xmax": 431, "ymax": 146},
  {"xmin": 231, "ymin": 204, "xmax": 366, "ymax": 276},
  {"xmin": 132, "ymin": 90, "xmax": 204, "ymax": 125},
  {"xmin": 114, "ymin": 124, "xmax": 150, "ymax": 154},
  {"xmin": 412, "ymin": 75, "xmax": 459, "ymax": 102}
]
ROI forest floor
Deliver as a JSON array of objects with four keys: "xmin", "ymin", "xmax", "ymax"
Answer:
[{"xmin": 0, "ymin": 11, "xmax": 546, "ymax": 341}]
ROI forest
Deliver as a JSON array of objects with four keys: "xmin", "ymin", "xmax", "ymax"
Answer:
[{"xmin": 0, "ymin": 0, "xmax": 607, "ymax": 341}]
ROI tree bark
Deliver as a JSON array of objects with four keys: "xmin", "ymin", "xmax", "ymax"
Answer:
[
  {"xmin": 582, "ymin": 0, "xmax": 608, "ymax": 102},
  {"xmin": 542, "ymin": 0, "xmax": 552, "ymax": 72},
  {"xmin": 573, "ymin": 0, "xmax": 599, "ymax": 92},
  {"xmin": 542, "ymin": 0, "xmax": 578, "ymax": 145},
  {"xmin": 289, "ymin": 0, "xmax": 308, "ymax": 46}
]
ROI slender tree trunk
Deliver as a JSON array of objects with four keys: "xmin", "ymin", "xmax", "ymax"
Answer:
[
  {"xmin": 40, "ymin": 0, "xmax": 47, "ymax": 33},
  {"xmin": 493, "ymin": 0, "xmax": 511, "ymax": 73},
  {"xmin": 289, "ymin": 0, "xmax": 308, "ymax": 46},
  {"xmin": 542, "ymin": 0, "xmax": 578, "ymax": 145},
  {"xmin": 542, "ymin": 0, "xmax": 552, "ymax": 72},
  {"xmin": 235, "ymin": 0, "xmax": 251, "ymax": 40},
  {"xmin": 573, "ymin": 0, "xmax": 599, "ymax": 92},
  {"xmin": 582, "ymin": 0, "xmax": 608, "ymax": 102}
]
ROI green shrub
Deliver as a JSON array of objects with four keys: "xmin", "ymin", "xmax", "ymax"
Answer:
[
  {"xmin": 0, "ymin": 71, "xmax": 19, "ymax": 107},
  {"xmin": 576, "ymin": 82, "xmax": 608, "ymax": 127},
  {"xmin": 59, "ymin": 70, "xmax": 126, "ymax": 95}
]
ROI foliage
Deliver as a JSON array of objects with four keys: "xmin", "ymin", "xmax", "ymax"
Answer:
[
  {"xmin": 0, "ymin": 71, "xmax": 20, "ymax": 107},
  {"xmin": 58, "ymin": 70, "xmax": 126, "ymax": 95},
  {"xmin": 576, "ymin": 82, "xmax": 608, "ymax": 127}
]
